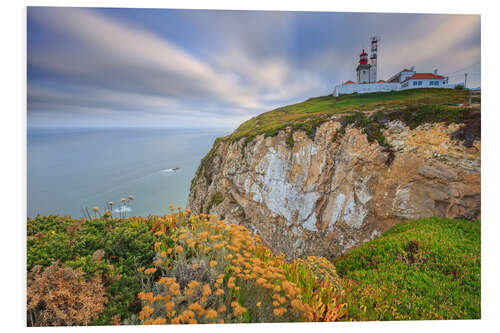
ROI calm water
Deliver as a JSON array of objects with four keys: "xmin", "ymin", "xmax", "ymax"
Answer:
[{"xmin": 27, "ymin": 127, "xmax": 229, "ymax": 218}]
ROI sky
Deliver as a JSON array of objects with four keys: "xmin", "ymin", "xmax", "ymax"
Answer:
[{"xmin": 27, "ymin": 7, "xmax": 481, "ymax": 129}]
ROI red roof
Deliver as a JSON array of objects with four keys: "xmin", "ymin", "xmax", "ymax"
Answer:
[
  {"xmin": 402, "ymin": 73, "xmax": 444, "ymax": 83},
  {"xmin": 343, "ymin": 80, "xmax": 355, "ymax": 85},
  {"xmin": 401, "ymin": 69, "xmax": 411, "ymax": 72},
  {"xmin": 377, "ymin": 80, "xmax": 386, "ymax": 83}
]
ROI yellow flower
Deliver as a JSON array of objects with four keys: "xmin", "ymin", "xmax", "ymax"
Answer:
[{"xmin": 256, "ymin": 301, "xmax": 261, "ymax": 308}]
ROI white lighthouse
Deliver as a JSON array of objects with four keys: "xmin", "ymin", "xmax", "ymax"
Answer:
[
  {"xmin": 356, "ymin": 49, "xmax": 371, "ymax": 83},
  {"xmin": 332, "ymin": 36, "xmax": 459, "ymax": 96}
]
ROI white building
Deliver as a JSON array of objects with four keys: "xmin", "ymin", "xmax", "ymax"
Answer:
[{"xmin": 333, "ymin": 43, "xmax": 458, "ymax": 96}]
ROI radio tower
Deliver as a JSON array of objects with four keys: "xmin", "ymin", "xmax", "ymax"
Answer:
[{"xmin": 370, "ymin": 37, "xmax": 379, "ymax": 83}]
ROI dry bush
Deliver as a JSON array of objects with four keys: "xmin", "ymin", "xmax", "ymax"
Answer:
[{"xmin": 27, "ymin": 262, "xmax": 107, "ymax": 326}]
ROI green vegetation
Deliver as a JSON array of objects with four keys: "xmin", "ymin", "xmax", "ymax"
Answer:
[
  {"xmin": 206, "ymin": 192, "xmax": 224, "ymax": 213},
  {"xmin": 27, "ymin": 212, "xmax": 481, "ymax": 325},
  {"xmin": 27, "ymin": 209, "xmax": 346, "ymax": 325},
  {"xmin": 27, "ymin": 214, "xmax": 156, "ymax": 325},
  {"xmin": 192, "ymin": 89, "xmax": 476, "ymax": 184},
  {"xmin": 335, "ymin": 217, "xmax": 480, "ymax": 321},
  {"xmin": 224, "ymin": 88, "xmax": 470, "ymax": 143}
]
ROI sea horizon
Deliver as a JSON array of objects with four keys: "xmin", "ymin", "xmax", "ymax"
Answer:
[{"xmin": 27, "ymin": 126, "xmax": 231, "ymax": 219}]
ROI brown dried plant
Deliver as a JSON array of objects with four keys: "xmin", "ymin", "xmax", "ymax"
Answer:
[{"xmin": 27, "ymin": 262, "xmax": 107, "ymax": 326}]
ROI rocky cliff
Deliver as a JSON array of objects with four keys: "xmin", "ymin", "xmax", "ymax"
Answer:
[{"xmin": 188, "ymin": 95, "xmax": 481, "ymax": 260}]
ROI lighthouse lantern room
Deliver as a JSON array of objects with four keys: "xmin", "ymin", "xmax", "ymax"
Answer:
[{"xmin": 356, "ymin": 49, "xmax": 372, "ymax": 84}]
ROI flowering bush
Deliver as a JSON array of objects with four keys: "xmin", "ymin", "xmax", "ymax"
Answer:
[
  {"xmin": 27, "ymin": 207, "xmax": 345, "ymax": 325},
  {"xmin": 135, "ymin": 210, "xmax": 346, "ymax": 324}
]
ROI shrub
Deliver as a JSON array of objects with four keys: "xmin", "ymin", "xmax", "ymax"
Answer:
[
  {"xmin": 27, "ymin": 262, "xmax": 107, "ymax": 326},
  {"xmin": 27, "ymin": 215, "xmax": 156, "ymax": 325},
  {"xmin": 135, "ymin": 213, "xmax": 346, "ymax": 324}
]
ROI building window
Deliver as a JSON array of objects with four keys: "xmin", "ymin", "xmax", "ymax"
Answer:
[
  {"xmin": 413, "ymin": 81, "xmax": 418, "ymax": 86},
  {"xmin": 418, "ymin": 81, "xmax": 422, "ymax": 86},
  {"xmin": 430, "ymin": 81, "xmax": 434, "ymax": 86}
]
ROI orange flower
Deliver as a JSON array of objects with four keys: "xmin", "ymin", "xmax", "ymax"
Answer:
[
  {"xmin": 205, "ymin": 309, "xmax": 218, "ymax": 319},
  {"xmin": 233, "ymin": 306, "xmax": 247, "ymax": 316},
  {"xmin": 175, "ymin": 245, "xmax": 183, "ymax": 253},
  {"xmin": 217, "ymin": 305, "xmax": 226, "ymax": 313},
  {"xmin": 215, "ymin": 288, "xmax": 224, "ymax": 296},
  {"xmin": 210, "ymin": 260, "xmax": 218, "ymax": 268},
  {"xmin": 169, "ymin": 282, "xmax": 180, "ymax": 295},
  {"xmin": 187, "ymin": 280, "xmax": 199, "ymax": 289},
  {"xmin": 144, "ymin": 267, "xmax": 157, "ymax": 275},
  {"xmin": 202, "ymin": 284, "xmax": 211, "ymax": 296}
]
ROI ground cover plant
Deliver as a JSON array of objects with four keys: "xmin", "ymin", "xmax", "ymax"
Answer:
[{"xmin": 334, "ymin": 217, "xmax": 481, "ymax": 321}]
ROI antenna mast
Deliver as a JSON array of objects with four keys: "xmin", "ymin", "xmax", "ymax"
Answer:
[{"xmin": 370, "ymin": 36, "xmax": 379, "ymax": 83}]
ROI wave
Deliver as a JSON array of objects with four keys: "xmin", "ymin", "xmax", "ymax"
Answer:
[
  {"xmin": 161, "ymin": 168, "xmax": 180, "ymax": 173},
  {"xmin": 113, "ymin": 206, "xmax": 132, "ymax": 213}
]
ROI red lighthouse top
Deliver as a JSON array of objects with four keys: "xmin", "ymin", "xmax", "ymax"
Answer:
[{"xmin": 359, "ymin": 49, "xmax": 368, "ymax": 65}]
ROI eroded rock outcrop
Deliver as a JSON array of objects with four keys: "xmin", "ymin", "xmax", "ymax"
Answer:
[{"xmin": 188, "ymin": 117, "xmax": 480, "ymax": 260}]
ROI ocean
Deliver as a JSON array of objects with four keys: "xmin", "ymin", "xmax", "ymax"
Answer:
[{"xmin": 27, "ymin": 127, "xmax": 230, "ymax": 218}]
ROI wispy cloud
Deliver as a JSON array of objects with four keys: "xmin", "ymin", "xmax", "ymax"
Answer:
[{"xmin": 27, "ymin": 8, "xmax": 481, "ymax": 129}]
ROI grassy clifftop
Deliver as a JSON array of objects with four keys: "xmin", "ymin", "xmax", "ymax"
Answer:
[
  {"xmin": 223, "ymin": 88, "xmax": 474, "ymax": 142},
  {"xmin": 191, "ymin": 88, "xmax": 479, "ymax": 188}
]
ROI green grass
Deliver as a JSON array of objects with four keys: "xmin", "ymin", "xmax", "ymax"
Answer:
[
  {"xmin": 224, "ymin": 88, "xmax": 470, "ymax": 143},
  {"xmin": 335, "ymin": 217, "xmax": 481, "ymax": 321}
]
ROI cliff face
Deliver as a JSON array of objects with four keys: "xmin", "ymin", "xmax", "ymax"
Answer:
[{"xmin": 188, "ymin": 115, "xmax": 480, "ymax": 260}]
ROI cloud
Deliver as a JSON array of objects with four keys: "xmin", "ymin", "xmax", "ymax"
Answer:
[
  {"xmin": 28, "ymin": 7, "xmax": 265, "ymax": 113},
  {"xmin": 27, "ymin": 8, "xmax": 481, "ymax": 129}
]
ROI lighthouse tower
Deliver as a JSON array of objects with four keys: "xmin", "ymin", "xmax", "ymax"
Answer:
[{"xmin": 356, "ymin": 49, "xmax": 372, "ymax": 84}]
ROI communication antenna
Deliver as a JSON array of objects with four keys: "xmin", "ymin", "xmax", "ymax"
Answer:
[{"xmin": 370, "ymin": 36, "xmax": 380, "ymax": 83}]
